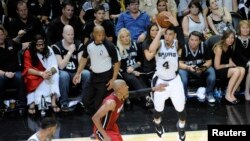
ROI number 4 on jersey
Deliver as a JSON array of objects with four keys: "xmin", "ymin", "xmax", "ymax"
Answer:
[{"xmin": 163, "ymin": 61, "xmax": 169, "ymax": 69}]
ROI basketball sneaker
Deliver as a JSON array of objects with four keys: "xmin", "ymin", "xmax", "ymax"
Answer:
[
  {"xmin": 177, "ymin": 122, "xmax": 186, "ymax": 141},
  {"xmin": 154, "ymin": 121, "xmax": 165, "ymax": 138}
]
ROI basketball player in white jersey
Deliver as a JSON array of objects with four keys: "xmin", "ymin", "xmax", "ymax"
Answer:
[{"xmin": 145, "ymin": 12, "xmax": 186, "ymax": 141}]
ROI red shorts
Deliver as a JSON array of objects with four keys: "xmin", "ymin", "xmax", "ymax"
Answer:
[{"xmin": 94, "ymin": 127, "xmax": 123, "ymax": 141}]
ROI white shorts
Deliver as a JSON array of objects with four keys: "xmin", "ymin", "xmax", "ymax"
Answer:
[{"xmin": 152, "ymin": 74, "xmax": 185, "ymax": 112}]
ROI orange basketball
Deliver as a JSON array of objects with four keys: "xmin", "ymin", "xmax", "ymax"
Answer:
[{"xmin": 156, "ymin": 11, "xmax": 173, "ymax": 28}]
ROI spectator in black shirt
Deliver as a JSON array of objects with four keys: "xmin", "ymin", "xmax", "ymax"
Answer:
[
  {"xmin": 0, "ymin": 4, "xmax": 10, "ymax": 32},
  {"xmin": 6, "ymin": 0, "xmax": 18, "ymax": 20},
  {"xmin": 0, "ymin": 26, "xmax": 27, "ymax": 107},
  {"xmin": 79, "ymin": 0, "xmax": 110, "ymax": 24},
  {"xmin": 47, "ymin": 0, "xmax": 84, "ymax": 45},
  {"xmin": 232, "ymin": 20, "xmax": 250, "ymax": 100},
  {"xmin": 108, "ymin": 0, "xmax": 125, "ymax": 24},
  {"xmin": 52, "ymin": 25, "xmax": 90, "ymax": 111},
  {"xmin": 117, "ymin": 28, "xmax": 150, "ymax": 107},
  {"xmin": 84, "ymin": 5, "xmax": 114, "ymax": 44},
  {"xmin": 179, "ymin": 31, "xmax": 216, "ymax": 103},
  {"xmin": 142, "ymin": 23, "xmax": 158, "ymax": 86},
  {"xmin": 27, "ymin": 0, "xmax": 51, "ymax": 25},
  {"xmin": 50, "ymin": 0, "xmax": 63, "ymax": 20},
  {"xmin": 9, "ymin": 0, "xmax": 44, "ymax": 48}
]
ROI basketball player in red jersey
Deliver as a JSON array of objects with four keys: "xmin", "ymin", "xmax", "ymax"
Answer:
[{"xmin": 92, "ymin": 79, "xmax": 166, "ymax": 141}]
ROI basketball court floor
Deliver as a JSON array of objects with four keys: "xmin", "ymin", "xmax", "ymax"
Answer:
[
  {"xmin": 54, "ymin": 130, "xmax": 207, "ymax": 141},
  {"xmin": 0, "ymin": 96, "xmax": 249, "ymax": 141}
]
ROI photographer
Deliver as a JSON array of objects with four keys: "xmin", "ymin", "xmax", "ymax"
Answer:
[{"xmin": 179, "ymin": 31, "xmax": 216, "ymax": 103}]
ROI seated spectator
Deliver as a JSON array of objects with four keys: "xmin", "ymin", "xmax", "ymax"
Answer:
[
  {"xmin": 238, "ymin": 0, "xmax": 250, "ymax": 20},
  {"xmin": 108, "ymin": 0, "xmax": 126, "ymax": 24},
  {"xmin": 139, "ymin": 0, "xmax": 156, "ymax": 17},
  {"xmin": 182, "ymin": 0, "xmax": 206, "ymax": 38},
  {"xmin": 142, "ymin": 23, "xmax": 158, "ymax": 86},
  {"xmin": 27, "ymin": 0, "xmax": 51, "ymax": 25},
  {"xmin": 115, "ymin": 0, "xmax": 150, "ymax": 43},
  {"xmin": 117, "ymin": 28, "xmax": 149, "ymax": 105},
  {"xmin": 0, "ymin": 26, "xmax": 26, "ymax": 108},
  {"xmin": 179, "ymin": 31, "xmax": 216, "ymax": 103},
  {"xmin": 84, "ymin": 5, "xmax": 115, "ymax": 44},
  {"xmin": 232, "ymin": 20, "xmax": 250, "ymax": 100},
  {"xmin": 47, "ymin": 0, "xmax": 84, "ymax": 45},
  {"xmin": 6, "ymin": 0, "xmax": 18, "ymax": 20},
  {"xmin": 79, "ymin": 0, "xmax": 109, "ymax": 24},
  {"xmin": 206, "ymin": 0, "xmax": 235, "ymax": 35},
  {"xmin": 213, "ymin": 29, "xmax": 245, "ymax": 104},
  {"xmin": 27, "ymin": 117, "xmax": 57, "ymax": 141},
  {"xmin": 177, "ymin": 0, "xmax": 207, "ymax": 17},
  {"xmin": 9, "ymin": 0, "xmax": 44, "ymax": 48},
  {"xmin": 151, "ymin": 0, "xmax": 177, "ymax": 22},
  {"xmin": 52, "ymin": 25, "xmax": 90, "ymax": 111},
  {"xmin": 22, "ymin": 34, "xmax": 60, "ymax": 114},
  {"xmin": 49, "ymin": 0, "xmax": 63, "ymax": 20},
  {"xmin": 0, "ymin": 1, "xmax": 9, "ymax": 32},
  {"xmin": 217, "ymin": 0, "xmax": 238, "ymax": 12}
]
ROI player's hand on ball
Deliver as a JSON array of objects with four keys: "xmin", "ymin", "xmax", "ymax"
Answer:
[{"xmin": 165, "ymin": 12, "xmax": 179, "ymax": 26}]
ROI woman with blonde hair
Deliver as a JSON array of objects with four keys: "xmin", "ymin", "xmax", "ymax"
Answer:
[
  {"xmin": 233, "ymin": 20, "xmax": 250, "ymax": 100},
  {"xmin": 117, "ymin": 28, "xmax": 142, "ymax": 78},
  {"xmin": 213, "ymin": 29, "xmax": 245, "ymax": 104},
  {"xmin": 117, "ymin": 28, "xmax": 149, "ymax": 107}
]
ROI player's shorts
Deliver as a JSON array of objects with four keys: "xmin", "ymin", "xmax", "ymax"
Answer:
[
  {"xmin": 94, "ymin": 125, "xmax": 123, "ymax": 141},
  {"xmin": 95, "ymin": 130, "xmax": 123, "ymax": 141},
  {"xmin": 151, "ymin": 74, "xmax": 185, "ymax": 112}
]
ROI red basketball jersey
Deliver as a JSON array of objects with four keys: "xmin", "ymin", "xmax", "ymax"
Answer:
[
  {"xmin": 101, "ymin": 93, "xmax": 124, "ymax": 130},
  {"xmin": 94, "ymin": 93, "xmax": 124, "ymax": 141}
]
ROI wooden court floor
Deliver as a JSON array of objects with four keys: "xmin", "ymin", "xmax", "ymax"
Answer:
[{"xmin": 53, "ymin": 130, "xmax": 207, "ymax": 141}]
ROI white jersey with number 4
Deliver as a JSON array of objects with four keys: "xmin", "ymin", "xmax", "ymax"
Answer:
[{"xmin": 155, "ymin": 39, "xmax": 178, "ymax": 80}]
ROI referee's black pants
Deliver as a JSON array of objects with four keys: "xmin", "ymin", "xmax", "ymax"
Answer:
[{"xmin": 83, "ymin": 69, "xmax": 113, "ymax": 115}]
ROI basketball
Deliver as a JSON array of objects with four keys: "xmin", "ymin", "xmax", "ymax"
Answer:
[{"xmin": 156, "ymin": 11, "xmax": 173, "ymax": 28}]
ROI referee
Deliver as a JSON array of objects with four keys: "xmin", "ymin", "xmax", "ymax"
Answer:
[{"xmin": 73, "ymin": 25, "xmax": 120, "ymax": 115}]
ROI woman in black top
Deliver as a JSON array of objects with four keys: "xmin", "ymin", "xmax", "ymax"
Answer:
[
  {"xmin": 213, "ymin": 29, "xmax": 245, "ymax": 104},
  {"xmin": 117, "ymin": 28, "xmax": 149, "ymax": 103},
  {"xmin": 233, "ymin": 20, "xmax": 250, "ymax": 100},
  {"xmin": 141, "ymin": 23, "xmax": 158, "ymax": 86}
]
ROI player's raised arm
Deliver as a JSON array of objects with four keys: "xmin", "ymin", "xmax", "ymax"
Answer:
[{"xmin": 146, "ymin": 25, "xmax": 165, "ymax": 61}]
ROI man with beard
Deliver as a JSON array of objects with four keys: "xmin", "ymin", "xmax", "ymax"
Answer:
[{"xmin": 22, "ymin": 34, "xmax": 60, "ymax": 114}]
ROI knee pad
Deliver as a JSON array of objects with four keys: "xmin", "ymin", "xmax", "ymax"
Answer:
[
  {"xmin": 177, "ymin": 109, "xmax": 186, "ymax": 121},
  {"xmin": 153, "ymin": 110, "xmax": 162, "ymax": 119}
]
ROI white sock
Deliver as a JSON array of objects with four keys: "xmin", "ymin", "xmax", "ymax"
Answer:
[
  {"xmin": 178, "ymin": 121, "xmax": 185, "ymax": 128},
  {"xmin": 154, "ymin": 117, "xmax": 162, "ymax": 124}
]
